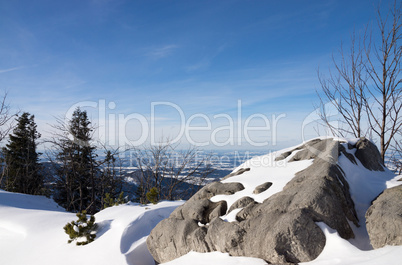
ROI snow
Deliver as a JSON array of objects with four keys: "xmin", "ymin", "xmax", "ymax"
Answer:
[
  {"xmin": 160, "ymin": 251, "xmax": 268, "ymax": 265},
  {"xmin": 301, "ymin": 223, "xmax": 402, "ymax": 265},
  {"xmin": 0, "ymin": 189, "xmax": 183, "ymax": 265},
  {"xmin": 163, "ymin": 223, "xmax": 402, "ymax": 265},
  {"xmin": 386, "ymin": 174, "xmax": 402, "ymax": 189},
  {"xmin": 211, "ymin": 150, "xmax": 313, "ymax": 222},
  {"xmin": 1, "ymin": 138, "xmax": 402, "ymax": 265},
  {"xmin": 337, "ymin": 142, "xmax": 397, "ymax": 250},
  {"xmin": 164, "ymin": 225, "xmax": 402, "ymax": 265}
]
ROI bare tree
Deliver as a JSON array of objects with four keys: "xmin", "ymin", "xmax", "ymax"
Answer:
[
  {"xmin": 389, "ymin": 139, "xmax": 402, "ymax": 174},
  {"xmin": 317, "ymin": 29, "xmax": 369, "ymax": 138},
  {"xmin": 364, "ymin": 1, "xmax": 402, "ymax": 161},
  {"xmin": 130, "ymin": 139, "xmax": 214, "ymax": 202},
  {"xmin": 0, "ymin": 91, "xmax": 17, "ymax": 143},
  {"xmin": 0, "ymin": 91, "xmax": 18, "ymax": 187},
  {"xmin": 317, "ymin": 1, "xmax": 402, "ymax": 162}
]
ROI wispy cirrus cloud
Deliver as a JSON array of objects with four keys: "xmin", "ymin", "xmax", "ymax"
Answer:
[
  {"xmin": 186, "ymin": 58, "xmax": 210, "ymax": 72},
  {"xmin": 0, "ymin": 66, "xmax": 26, "ymax": 74},
  {"xmin": 146, "ymin": 44, "xmax": 179, "ymax": 59},
  {"xmin": 186, "ymin": 44, "xmax": 227, "ymax": 72}
]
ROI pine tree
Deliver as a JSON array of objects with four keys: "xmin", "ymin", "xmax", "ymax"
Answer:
[
  {"xmin": 146, "ymin": 187, "xmax": 159, "ymax": 204},
  {"xmin": 102, "ymin": 193, "xmax": 115, "ymax": 209},
  {"xmin": 54, "ymin": 108, "xmax": 99, "ymax": 214},
  {"xmin": 98, "ymin": 150, "xmax": 124, "ymax": 209},
  {"xmin": 103, "ymin": 191, "xmax": 127, "ymax": 209},
  {"xmin": 63, "ymin": 210, "xmax": 97, "ymax": 245},
  {"xmin": 134, "ymin": 184, "xmax": 147, "ymax": 204},
  {"xmin": 2, "ymin": 112, "xmax": 42, "ymax": 195}
]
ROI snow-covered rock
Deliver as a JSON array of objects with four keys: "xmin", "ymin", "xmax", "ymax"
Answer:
[{"xmin": 147, "ymin": 138, "xmax": 399, "ymax": 264}]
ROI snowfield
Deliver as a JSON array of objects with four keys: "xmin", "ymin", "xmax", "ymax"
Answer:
[
  {"xmin": 0, "ymin": 190, "xmax": 183, "ymax": 265},
  {"xmin": 1, "ymin": 138, "xmax": 402, "ymax": 265}
]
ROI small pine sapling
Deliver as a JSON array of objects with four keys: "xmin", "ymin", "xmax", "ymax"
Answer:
[
  {"xmin": 134, "ymin": 184, "xmax": 147, "ymax": 204},
  {"xmin": 103, "ymin": 191, "xmax": 128, "ymax": 209},
  {"xmin": 103, "ymin": 193, "xmax": 115, "ymax": 209},
  {"xmin": 115, "ymin": 191, "xmax": 127, "ymax": 205},
  {"xmin": 146, "ymin": 187, "xmax": 159, "ymax": 204},
  {"xmin": 63, "ymin": 210, "xmax": 97, "ymax": 245}
]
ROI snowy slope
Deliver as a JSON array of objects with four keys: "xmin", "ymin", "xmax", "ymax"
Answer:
[
  {"xmin": 1, "ymin": 138, "xmax": 402, "ymax": 265},
  {"xmin": 0, "ymin": 189, "xmax": 183, "ymax": 265}
]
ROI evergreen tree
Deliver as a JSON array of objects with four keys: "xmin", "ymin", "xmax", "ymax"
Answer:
[
  {"xmin": 102, "ymin": 191, "xmax": 127, "ymax": 209},
  {"xmin": 98, "ymin": 150, "xmax": 124, "ymax": 209},
  {"xmin": 146, "ymin": 187, "xmax": 159, "ymax": 204},
  {"xmin": 63, "ymin": 210, "xmax": 97, "ymax": 245},
  {"xmin": 133, "ymin": 183, "xmax": 146, "ymax": 204},
  {"xmin": 2, "ymin": 112, "xmax": 42, "ymax": 195},
  {"xmin": 54, "ymin": 108, "xmax": 99, "ymax": 214}
]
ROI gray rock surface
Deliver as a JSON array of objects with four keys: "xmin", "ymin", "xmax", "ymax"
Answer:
[
  {"xmin": 147, "ymin": 138, "xmax": 383, "ymax": 264},
  {"xmin": 228, "ymin": 196, "xmax": 255, "ymax": 213},
  {"xmin": 222, "ymin": 167, "xmax": 250, "ymax": 180},
  {"xmin": 366, "ymin": 185, "xmax": 402, "ymax": 249},
  {"xmin": 354, "ymin": 138, "xmax": 384, "ymax": 171},
  {"xmin": 253, "ymin": 182, "xmax": 272, "ymax": 194}
]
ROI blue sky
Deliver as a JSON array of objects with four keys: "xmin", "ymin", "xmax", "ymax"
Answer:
[{"xmin": 0, "ymin": 0, "xmax": 385, "ymax": 150}]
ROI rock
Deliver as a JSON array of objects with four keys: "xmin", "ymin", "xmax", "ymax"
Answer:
[
  {"xmin": 170, "ymin": 199, "xmax": 227, "ymax": 224},
  {"xmin": 354, "ymin": 138, "xmax": 384, "ymax": 171},
  {"xmin": 253, "ymin": 182, "xmax": 272, "ymax": 194},
  {"xmin": 228, "ymin": 196, "xmax": 255, "ymax": 213},
  {"xmin": 274, "ymin": 151, "xmax": 293, "ymax": 161},
  {"xmin": 191, "ymin": 181, "xmax": 245, "ymax": 201},
  {"xmin": 222, "ymin": 167, "xmax": 250, "ymax": 180},
  {"xmin": 235, "ymin": 201, "xmax": 259, "ymax": 222},
  {"xmin": 147, "ymin": 138, "xmax": 384, "ymax": 264},
  {"xmin": 146, "ymin": 218, "xmax": 204, "ymax": 263},
  {"xmin": 209, "ymin": 201, "xmax": 227, "ymax": 221},
  {"xmin": 366, "ymin": 185, "xmax": 402, "ymax": 249}
]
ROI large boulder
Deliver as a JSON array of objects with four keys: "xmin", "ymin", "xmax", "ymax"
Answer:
[
  {"xmin": 147, "ymin": 138, "xmax": 383, "ymax": 264},
  {"xmin": 354, "ymin": 138, "xmax": 384, "ymax": 171},
  {"xmin": 366, "ymin": 185, "xmax": 402, "ymax": 248}
]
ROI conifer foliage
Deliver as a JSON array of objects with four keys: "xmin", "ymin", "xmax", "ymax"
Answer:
[
  {"xmin": 146, "ymin": 187, "xmax": 159, "ymax": 204},
  {"xmin": 2, "ymin": 112, "xmax": 42, "ymax": 194},
  {"xmin": 103, "ymin": 191, "xmax": 127, "ymax": 209},
  {"xmin": 98, "ymin": 150, "xmax": 125, "ymax": 209},
  {"xmin": 53, "ymin": 108, "xmax": 99, "ymax": 214},
  {"xmin": 63, "ymin": 210, "xmax": 97, "ymax": 245},
  {"xmin": 51, "ymin": 108, "xmax": 124, "ymax": 214}
]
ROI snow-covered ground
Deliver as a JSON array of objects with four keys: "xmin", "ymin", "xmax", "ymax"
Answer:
[
  {"xmin": 1, "ymin": 138, "xmax": 401, "ymax": 265},
  {"xmin": 0, "ymin": 190, "xmax": 183, "ymax": 265}
]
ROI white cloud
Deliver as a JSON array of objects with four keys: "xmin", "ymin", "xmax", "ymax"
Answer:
[
  {"xmin": 186, "ymin": 44, "xmax": 227, "ymax": 72},
  {"xmin": 0, "ymin": 66, "xmax": 25, "ymax": 74},
  {"xmin": 186, "ymin": 58, "xmax": 210, "ymax": 72},
  {"xmin": 146, "ymin": 45, "xmax": 179, "ymax": 59}
]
